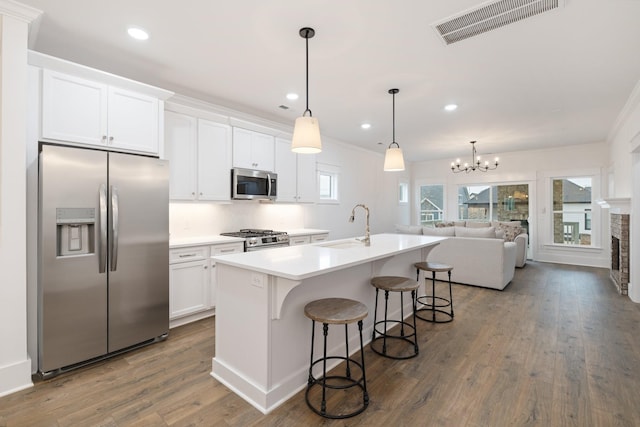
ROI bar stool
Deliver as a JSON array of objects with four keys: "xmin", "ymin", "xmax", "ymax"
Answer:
[
  {"xmin": 304, "ymin": 297, "xmax": 369, "ymax": 419},
  {"xmin": 414, "ymin": 261, "xmax": 454, "ymax": 323},
  {"xmin": 370, "ymin": 276, "xmax": 420, "ymax": 359}
]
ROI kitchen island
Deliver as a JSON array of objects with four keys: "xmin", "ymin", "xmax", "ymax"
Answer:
[{"xmin": 211, "ymin": 233, "xmax": 445, "ymax": 413}]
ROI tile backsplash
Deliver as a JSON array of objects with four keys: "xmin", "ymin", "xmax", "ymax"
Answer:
[{"xmin": 170, "ymin": 202, "xmax": 305, "ymax": 239}]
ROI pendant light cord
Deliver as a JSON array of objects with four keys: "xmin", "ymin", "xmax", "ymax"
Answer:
[
  {"xmin": 389, "ymin": 88, "xmax": 399, "ymax": 149},
  {"xmin": 304, "ymin": 29, "xmax": 312, "ymax": 117}
]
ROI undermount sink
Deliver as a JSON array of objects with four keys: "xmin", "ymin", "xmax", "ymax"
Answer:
[{"xmin": 318, "ymin": 240, "xmax": 365, "ymax": 249}]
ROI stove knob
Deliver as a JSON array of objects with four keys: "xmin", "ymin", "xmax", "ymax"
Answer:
[{"xmin": 247, "ymin": 237, "xmax": 258, "ymax": 246}]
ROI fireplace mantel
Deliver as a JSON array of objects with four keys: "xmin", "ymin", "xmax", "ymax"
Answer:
[{"xmin": 597, "ymin": 198, "xmax": 631, "ymax": 214}]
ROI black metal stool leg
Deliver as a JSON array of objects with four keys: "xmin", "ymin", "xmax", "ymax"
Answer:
[
  {"xmin": 431, "ymin": 271, "xmax": 436, "ymax": 322},
  {"xmin": 448, "ymin": 270, "xmax": 454, "ymax": 318},
  {"xmin": 344, "ymin": 323, "xmax": 351, "ymax": 378},
  {"xmin": 321, "ymin": 323, "xmax": 328, "ymax": 415},
  {"xmin": 382, "ymin": 290, "xmax": 389, "ymax": 354},
  {"xmin": 372, "ymin": 288, "xmax": 379, "ymax": 341},
  {"xmin": 411, "ymin": 289, "xmax": 419, "ymax": 354},
  {"xmin": 358, "ymin": 320, "xmax": 369, "ymax": 405},
  {"xmin": 308, "ymin": 320, "xmax": 316, "ymax": 385}
]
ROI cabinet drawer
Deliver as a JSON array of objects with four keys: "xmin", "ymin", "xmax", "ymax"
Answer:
[
  {"xmin": 211, "ymin": 242, "xmax": 244, "ymax": 255},
  {"xmin": 289, "ymin": 235, "xmax": 311, "ymax": 246},
  {"xmin": 311, "ymin": 234, "xmax": 329, "ymax": 243},
  {"xmin": 170, "ymin": 246, "xmax": 208, "ymax": 263}
]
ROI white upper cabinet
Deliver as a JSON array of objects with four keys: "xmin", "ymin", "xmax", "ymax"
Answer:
[
  {"xmin": 165, "ymin": 110, "xmax": 232, "ymax": 201},
  {"xmin": 197, "ymin": 119, "xmax": 232, "ymax": 200},
  {"xmin": 165, "ymin": 111, "xmax": 197, "ymax": 200},
  {"xmin": 41, "ymin": 69, "xmax": 160, "ymax": 154},
  {"xmin": 232, "ymin": 127, "xmax": 275, "ymax": 172},
  {"xmin": 275, "ymin": 137, "xmax": 316, "ymax": 203}
]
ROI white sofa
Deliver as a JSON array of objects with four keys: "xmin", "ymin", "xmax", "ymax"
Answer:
[{"xmin": 396, "ymin": 222, "xmax": 524, "ymax": 290}]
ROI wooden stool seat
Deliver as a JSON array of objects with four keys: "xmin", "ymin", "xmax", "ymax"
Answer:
[
  {"xmin": 304, "ymin": 297, "xmax": 369, "ymax": 419},
  {"xmin": 415, "ymin": 261, "xmax": 453, "ymax": 273},
  {"xmin": 370, "ymin": 276, "xmax": 419, "ymax": 359},
  {"xmin": 304, "ymin": 298, "xmax": 368, "ymax": 324},
  {"xmin": 415, "ymin": 262, "xmax": 454, "ymax": 323},
  {"xmin": 370, "ymin": 276, "xmax": 420, "ymax": 293}
]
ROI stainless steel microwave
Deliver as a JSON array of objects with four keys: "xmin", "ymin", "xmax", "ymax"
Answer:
[{"xmin": 231, "ymin": 168, "xmax": 277, "ymax": 200}]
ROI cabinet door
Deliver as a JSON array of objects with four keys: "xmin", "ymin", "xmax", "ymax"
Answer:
[
  {"xmin": 107, "ymin": 86, "xmax": 159, "ymax": 154},
  {"xmin": 311, "ymin": 234, "xmax": 328, "ymax": 243},
  {"xmin": 209, "ymin": 242, "xmax": 243, "ymax": 307},
  {"xmin": 165, "ymin": 111, "xmax": 197, "ymax": 200},
  {"xmin": 296, "ymin": 152, "xmax": 317, "ymax": 203},
  {"xmin": 232, "ymin": 128, "xmax": 275, "ymax": 171},
  {"xmin": 198, "ymin": 120, "xmax": 232, "ymax": 201},
  {"xmin": 169, "ymin": 260, "xmax": 209, "ymax": 319},
  {"xmin": 252, "ymin": 132, "xmax": 275, "ymax": 172},
  {"xmin": 275, "ymin": 137, "xmax": 297, "ymax": 202},
  {"xmin": 232, "ymin": 128, "xmax": 254, "ymax": 169},
  {"xmin": 41, "ymin": 69, "xmax": 108, "ymax": 146}
]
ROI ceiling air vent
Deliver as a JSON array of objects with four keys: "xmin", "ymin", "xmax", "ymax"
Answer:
[{"xmin": 433, "ymin": 0, "xmax": 563, "ymax": 45}]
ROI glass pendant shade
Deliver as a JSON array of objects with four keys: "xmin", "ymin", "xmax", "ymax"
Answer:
[
  {"xmin": 384, "ymin": 145, "xmax": 405, "ymax": 171},
  {"xmin": 291, "ymin": 116, "xmax": 322, "ymax": 153}
]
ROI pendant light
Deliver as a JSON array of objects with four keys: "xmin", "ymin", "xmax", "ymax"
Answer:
[
  {"xmin": 383, "ymin": 88, "xmax": 405, "ymax": 171},
  {"xmin": 291, "ymin": 27, "xmax": 322, "ymax": 154}
]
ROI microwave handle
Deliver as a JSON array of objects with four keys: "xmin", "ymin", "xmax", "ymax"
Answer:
[{"xmin": 267, "ymin": 173, "xmax": 272, "ymax": 196}]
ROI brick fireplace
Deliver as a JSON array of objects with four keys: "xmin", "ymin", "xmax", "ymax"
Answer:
[{"xmin": 610, "ymin": 213, "xmax": 630, "ymax": 295}]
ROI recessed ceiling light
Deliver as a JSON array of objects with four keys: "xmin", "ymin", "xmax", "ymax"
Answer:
[
  {"xmin": 127, "ymin": 27, "xmax": 149, "ymax": 41},
  {"xmin": 361, "ymin": 123, "xmax": 371, "ymax": 130},
  {"xmin": 444, "ymin": 104, "xmax": 458, "ymax": 112},
  {"xmin": 286, "ymin": 93, "xmax": 299, "ymax": 101}
]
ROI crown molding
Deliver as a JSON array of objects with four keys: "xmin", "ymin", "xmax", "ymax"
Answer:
[
  {"xmin": 608, "ymin": 78, "xmax": 640, "ymax": 144},
  {"xmin": 0, "ymin": 0, "xmax": 42, "ymax": 23}
]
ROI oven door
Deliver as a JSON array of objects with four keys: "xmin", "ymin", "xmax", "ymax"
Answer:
[
  {"xmin": 232, "ymin": 168, "xmax": 277, "ymax": 200},
  {"xmin": 245, "ymin": 242, "xmax": 289, "ymax": 252}
]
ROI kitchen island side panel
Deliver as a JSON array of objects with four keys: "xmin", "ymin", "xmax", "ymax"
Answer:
[{"xmin": 212, "ymin": 244, "xmax": 437, "ymax": 413}]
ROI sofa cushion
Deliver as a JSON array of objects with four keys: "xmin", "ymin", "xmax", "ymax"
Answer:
[
  {"xmin": 422, "ymin": 226, "xmax": 455, "ymax": 236},
  {"xmin": 492, "ymin": 222, "xmax": 524, "ymax": 242},
  {"xmin": 436, "ymin": 221, "xmax": 466, "ymax": 228},
  {"xmin": 466, "ymin": 221, "xmax": 492, "ymax": 228},
  {"xmin": 395, "ymin": 224, "xmax": 423, "ymax": 235},
  {"xmin": 454, "ymin": 226, "xmax": 497, "ymax": 238}
]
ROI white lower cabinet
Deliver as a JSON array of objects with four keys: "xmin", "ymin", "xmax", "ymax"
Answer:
[
  {"xmin": 289, "ymin": 235, "xmax": 311, "ymax": 246},
  {"xmin": 169, "ymin": 247, "xmax": 210, "ymax": 321},
  {"xmin": 169, "ymin": 241, "xmax": 243, "ymax": 327},
  {"xmin": 311, "ymin": 234, "xmax": 329, "ymax": 243}
]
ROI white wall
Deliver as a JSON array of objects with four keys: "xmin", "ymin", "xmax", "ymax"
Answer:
[
  {"xmin": 411, "ymin": 142, "xmax": 610, "ymax": 268},
  {"xmin": 170, "ymin": 135, "xmax": 406, "ymax": 240},
  {"xmin": 608, "ymin": 79, "xmax": 640, "ymax": 302},
  {"xmin": 0, "ymin": 3, "xmax": 41, "ymax": 398}
]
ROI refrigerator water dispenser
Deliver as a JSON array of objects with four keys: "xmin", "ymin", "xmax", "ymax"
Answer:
[{"xmin": 56, "ymin": 207, "xmax": 95, "ymax": 256}]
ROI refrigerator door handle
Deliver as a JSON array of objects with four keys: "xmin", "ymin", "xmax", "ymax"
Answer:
[
  {"xmin": 110, "ymin": 185, "xmax": 119, "ymax": 272},
  {"xmin": 99, "ymin": 183, "xmax": 108, "ymax": 273}
]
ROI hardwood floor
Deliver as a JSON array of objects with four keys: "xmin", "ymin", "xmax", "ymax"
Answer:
[{"xmin": 2, "ymin": 261, "xmax": 640, "ymax": 426}]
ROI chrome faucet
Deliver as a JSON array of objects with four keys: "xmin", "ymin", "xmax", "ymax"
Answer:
[{"xmin": 349, "ymin": 204, "xmax": 370, "ymax": 246}]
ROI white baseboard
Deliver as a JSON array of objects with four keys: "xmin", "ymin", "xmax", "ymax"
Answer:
[{"xmin": 0, "ymin": 357, "xmax": 33, "ymax": 398}]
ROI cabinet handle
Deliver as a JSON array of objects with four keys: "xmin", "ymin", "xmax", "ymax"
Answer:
[
  {"xmin": 179, "ymin": 253, "xmax": 196, "ymax": 258},
  {"xmin": 199, "ymin": 192, "xmax": 203, "ymax": 195},
  {"xmin": 102, "ymin": 135, "xmax": 107, "ymax": 142},
  {"xmin": 192, "ymin": 192, "xmax": 195, "ymax": 196},
  {"xmin": 204, "ymin": 265, "xmax": 208, "ymax": 269},
  {"xmin": 219, "ymin": 248, "xmax": 235, "ymax": 253},
  {"xmin": 109, "ymin": 136, "xmax": 114, "ymax": 143}
]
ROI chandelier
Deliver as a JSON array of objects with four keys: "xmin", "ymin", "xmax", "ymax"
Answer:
[{"xmin": 451, "ymin": 141, "xmax": 498, "ymax": 173}]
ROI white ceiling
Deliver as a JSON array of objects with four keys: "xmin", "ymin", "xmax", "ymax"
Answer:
[{"xmin": 20, "ymin": 0, "xmax": 640, "ymax": 163}]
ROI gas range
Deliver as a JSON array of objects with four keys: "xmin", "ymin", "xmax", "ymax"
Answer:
[{"xmin": 220, "ymin": 229, "xmax": 290, "ymax": 251}]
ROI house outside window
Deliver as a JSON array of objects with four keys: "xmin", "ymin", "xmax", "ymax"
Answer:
[
  {"xmin": 418, "ymin": 184, "xmax": 444, "ymax": 226},
  {"xmin": 458, "ymin": 183, "xmax": 529, "ymax": 232},
  {"xmin": 551, "ymin": 177, "xmax": 592, "ymax": 245}
]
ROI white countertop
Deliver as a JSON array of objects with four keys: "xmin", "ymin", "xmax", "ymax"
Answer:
[
  {"xmin": 169, "ymin": 235, "xmax": 245, "ymax": 248},
  {"xmin": 283, "ymin": 228, "xmax": 330, "ymax": 237},
  {"xmin": 212, "ymin": 233, "xmax": 446, "ymax": 280}
]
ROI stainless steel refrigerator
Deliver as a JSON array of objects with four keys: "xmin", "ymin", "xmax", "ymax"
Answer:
[{"xmin": 38, "ymin": 144, "xmax": 169, "ymax": 376}]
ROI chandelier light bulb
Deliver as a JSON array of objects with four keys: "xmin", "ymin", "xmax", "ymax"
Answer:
[{"xmin": 451, "ymin": 141, "xmax": 499, "ymax": 173}]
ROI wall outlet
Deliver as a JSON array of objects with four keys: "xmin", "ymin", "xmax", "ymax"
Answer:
[{"xmin": 251, "ymin": 273, "xmax": 264, "ymax": 288}]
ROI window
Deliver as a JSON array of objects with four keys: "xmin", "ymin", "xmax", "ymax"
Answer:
[
  {"xmin": 399, "ymin": 182, "xmax": 409, "ymax": 204},
  {"xmin": 317, "ymin": 163, "xmax": 339, "ymax": 203},
  {"xmin": 418, "ymin": 184, "xmax": 444, "ymax": 226},
  {"xmin": 457, "ymin": 183, "xmax": 529, "ymax": 232},
  {"xmin": 552, "ymin": 177, "xmax": 592, "ymax": 245}
]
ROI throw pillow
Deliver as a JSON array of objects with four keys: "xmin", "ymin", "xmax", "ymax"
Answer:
[
  {"xmin": 454, "ymin": 226, "xmax": 497, "ymax": 238},
  {"xmin": 466, "ymin": 221, "xmax": 491, "ymax": 228},
  {"xmin": 395, "ymin": 224, "xmax": 423, "ymax": 235},
  {"xmin": 435, "ymin": 220, "xmax": 466, "ymax": 228},
  {"xmin": 422, "ymin": 226, "xmax": 455, "ymax": 236},
  {"xmin": 495, "ymin": 223, "xmax": 523, "ymax": 242}
]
